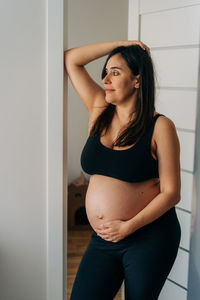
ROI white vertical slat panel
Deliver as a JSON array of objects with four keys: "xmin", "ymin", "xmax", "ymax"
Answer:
[
  {"xmin": 140, "ymin": 0, "xmax": 200, "ymax": 14},
  {"xmin": 176, "ymin": 208, "xmax": 191, "ymax": 250},
  {"xmin": 151, "ymin": 48, "xmax": 199, "ymax": 88},
  {"xmin": 177, "ymin": 130, "xmax": 195, "ymax": 172},
  {"xmin": 128, "ymin": 0, "xmax": 200, "ymax": 298},
  {"xmin": 178, "ymin": 171, "xmax": 193, "ymax": 211},
  {"xmin": 168, "ymin": 248, "xmax": 189, "ymax": 288},
  {"xmin": 155, "ymin": 89, "xmax": 197, "ymax": 131},
  {"xmin": 140, "ymin": 5, "xmax": 200, "ymax": 47},
  {"xmin": 159, "ymin": 279, "xmax": 187, "ymax": 300}
]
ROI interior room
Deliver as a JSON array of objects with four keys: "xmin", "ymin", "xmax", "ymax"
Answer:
[{"xmin": 65, "ymin": 1, "xmax": 200, "ymax": 299}]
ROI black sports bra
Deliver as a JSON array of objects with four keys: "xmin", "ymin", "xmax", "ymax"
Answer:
[{"xmin": 80, "ymin": 113, "xmax": 165, "ymax": 183}]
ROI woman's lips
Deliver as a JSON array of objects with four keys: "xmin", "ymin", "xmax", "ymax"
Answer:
[{"xmin": 105, "ymin": 89, "xmax": 115, "ymax": 92}]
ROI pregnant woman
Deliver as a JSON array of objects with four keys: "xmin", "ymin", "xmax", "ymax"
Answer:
[{"xmin": 64, "ymin": 40, "xmax": 181, "ymax": 300}]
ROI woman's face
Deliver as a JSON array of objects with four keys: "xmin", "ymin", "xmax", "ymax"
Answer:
[{"xmin": 102, "ymin": 53, "xmax": 140, "ymax": 105}]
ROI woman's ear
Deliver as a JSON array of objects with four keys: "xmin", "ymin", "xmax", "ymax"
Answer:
[{"xmin": 134, "ymin": 74, "xmax": 140, "ymax": 89}]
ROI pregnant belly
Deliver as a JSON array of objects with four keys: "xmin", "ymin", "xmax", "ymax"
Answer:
[{"xmin": 85, "ymin": 174, "xmax": 160, "ymax": 232}]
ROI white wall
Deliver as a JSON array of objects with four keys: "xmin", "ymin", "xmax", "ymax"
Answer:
[
  {"xmin": 0, "ymin": 1, "xmax": 47, "ymax": 299},
  {"xmin": 66, "ymin": 0, "xmax": 128, "ymax": 184},
  {"xmin": 128, "ymin": 0, "xmax": 200, "ymax": 299},
  {"xmin": 0, "ymin": 1, "xmax": 64, "ymax": 300}
]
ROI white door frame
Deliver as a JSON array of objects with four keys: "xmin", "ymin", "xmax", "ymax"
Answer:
[{"xmin": 47, "ymin": 0, "xmax": 66, "ymax": 300}]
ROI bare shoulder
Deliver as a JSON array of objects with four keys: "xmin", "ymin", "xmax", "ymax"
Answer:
[
  {"xmin": 154, "ymin": 114, "xmax": 179, "ymax": 148},
  {"xmin": 155, "ymin": 115, "xmax": 177, "ymax": 136}
]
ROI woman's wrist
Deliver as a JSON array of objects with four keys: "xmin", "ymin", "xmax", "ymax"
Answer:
[
  {"xmin": 125, "ymin": 213, "xmax": 144, "ymax": 235},
  {"xmin": 116, "ymin": 40, "xmax": 150, "ymax": 55}
]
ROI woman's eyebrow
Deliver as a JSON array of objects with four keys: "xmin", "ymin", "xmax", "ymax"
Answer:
[{"xmin": 105, "ymin": 66, "xmax": 123, "ymax": 71}]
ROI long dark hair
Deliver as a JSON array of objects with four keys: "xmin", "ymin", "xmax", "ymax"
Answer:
[{"xmin": 89, "ymin": 45, "xmax": 156, "ymax": 147}]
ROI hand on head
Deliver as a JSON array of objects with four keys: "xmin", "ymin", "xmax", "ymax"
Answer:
[{"xmin": 121, "ymin": 40, "xmax": 151, "ymax": 56}]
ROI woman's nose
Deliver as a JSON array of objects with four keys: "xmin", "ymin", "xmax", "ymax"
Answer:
[{"xmin": 102, "ymin": 73, "xmax": 111, "ymax": 84}]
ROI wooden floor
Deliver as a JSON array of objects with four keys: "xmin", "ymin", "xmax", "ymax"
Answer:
[{"xmin": 67, "ymin": 229, "xmax": 123, "ymax": 300}]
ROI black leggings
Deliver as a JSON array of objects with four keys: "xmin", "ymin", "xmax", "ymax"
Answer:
[{"xmin": 70, "ymin": 207, "xmax": 181, "ymax": 300}]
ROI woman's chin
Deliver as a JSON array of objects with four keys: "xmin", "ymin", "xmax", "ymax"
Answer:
[{"xmin": 105, "ymin": 97, "xmax": 116, "ymax": 104}]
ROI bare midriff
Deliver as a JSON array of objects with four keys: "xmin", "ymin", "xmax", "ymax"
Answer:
[{"xmin": 85, "ymin": 174, "xmax": 160, "ymax": 232}]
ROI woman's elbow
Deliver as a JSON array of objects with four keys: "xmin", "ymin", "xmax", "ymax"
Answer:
[
  {"xmin": 167, "ymin": 191, "xmax": 181, "ymax": 205},
  {"xmin": 174, "ymin": 193, "xmax": 181, "ymax": 205}
]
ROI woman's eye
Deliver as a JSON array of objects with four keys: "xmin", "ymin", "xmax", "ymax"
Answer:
[{"xmin": 113, "ymin": 71, "xmax": 119, "ymax": 76}]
